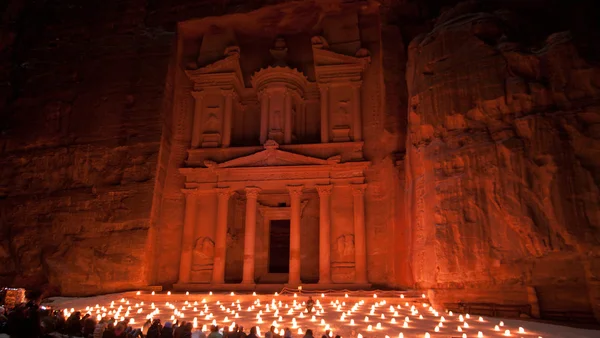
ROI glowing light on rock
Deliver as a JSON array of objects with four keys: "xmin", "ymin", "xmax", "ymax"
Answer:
[
  {"xmin": 478, "ymin": 332, "xmax": 483, "ymax": 337},
  {"xmin": 367, "ymin": 325, "xmax": 372, "ymax": 331},
  {"xmin": 504, "ymin": 330, "xmax": 510, "ymax": 336}
]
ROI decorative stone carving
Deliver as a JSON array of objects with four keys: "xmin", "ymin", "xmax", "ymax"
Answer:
[
  {"xmin": 334, "ymin": 234, "xmax": 355, "ymax": 262},
  {"xmin": 186, "ymin": 37, "xmax": 243, "ymax": 148},
  {"xmin": 192, "ymin": 237, "xmax": 215, "ymax": 271},
  {"xmin": 252, "ymin": 38, "xmax": 308, "ymax": 145},
  {"xmin": 201, "ymin": 140, "xmax": 335, "ymax": 168},
  {"xmin": 312, "ymin": 36, "xmax": 370, "ymax": 143}
]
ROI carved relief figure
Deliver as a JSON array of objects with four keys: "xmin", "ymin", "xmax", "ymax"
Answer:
[
  {"xmin": 272, "ymin": 110, "xmax": 283, "ymax": 131},
  {"xmin": 204, "ymin": 107, "xmax": 221, "ymax": 133},
  {"xmin": 334, "ymin": 234, "xmax": 355, "ymax": 262},
  {"xmin": 192, "ymin": 237, "xmax": 215, "ymax": 270},
  {"xmin": 333, "ymin": 101, "xmax": 351, "ymax": 127}
]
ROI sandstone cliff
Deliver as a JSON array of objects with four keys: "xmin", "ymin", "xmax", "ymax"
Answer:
[{"xmin": 405, "ymin": 1, "xmax": 600, "ymax": 320}]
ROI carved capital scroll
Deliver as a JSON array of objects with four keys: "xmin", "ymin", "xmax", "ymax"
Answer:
[
  {"xmin": 351, "ymin": 183, "xmax": 367, "ymax": 196},
  {"xmin": 316, "ymin": 184, "xmax": 333, "ymax": 197},
  {"xmin": 287, "ymin": 185, "xmax": 304, "ymax": 197},
  {"xmin": 244, "ymin": 186, "xmax": 261, "ymax": 199},
  {"xmin": 216, "ymin": 187, "xmax": 234, "ymax": 199}
]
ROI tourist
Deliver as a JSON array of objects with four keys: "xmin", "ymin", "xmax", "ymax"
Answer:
[
  {"xmin": 175, "ymin": 321, "xmax": 187, "ymax": 338},
  {"xmin": 246, "ymin": 326, "xmax": 258, "ymax": 338},
  {"xmin": 237, "ymin": 326, "xmax": 247, "ymax": 338},
  {"xmin": 113, "ymin": 323, "xmax": 128, "ymax": 338},
  {"xmin": 265, "ymin": 325, "xmax": 280, "ymax": 338},
  {"xmin": 93, "ymin": 319, "xmax": 107, "ymax": 338},
  {"xmin": 83, "ymin": 316, "xmax": 97, "ymax": 337},
  {"xmin": 208, "ymin": 325, "xmax": 222, "ymax": 338},
  {"xmin": 66, "ymin": 311, "xmax": 83, "ymax": 336},
  {"xmin": 284, "ymin": 327, "xmax": 292, "ymax": 338},
  {"xmin": 222, "ymin": 325, "xmax": 230, "ymax": 338},
  {"xmin": 141, "ymin": 319, "xmax": 152, "ymax": 337},
  {"xmin": 191, "ymin": 324, "xmax": 206, "ymax": 338},
  {"xmin": 147, "ymin": 319, "xmax": 162, "ymax": 338},
  {"xmin": 320, "ymin": 330, "xmax": 330, "ymax": 338},
  {"xmin": 180, "ymin": 322, "xmax": 193, "ymax": 338},
  {"xmin": 302, "ymin": 329, "xmax": 314, "ymax": 338},
  {"xmin": 306, "ymin": 297, "xmax": 314, "ymax": 314},
  {"xmin": 162, "ymin": 321, "xmax": 175, "ymax": 338},
  {"xmin": 102, "ymin": 321, "xmax": 115, "ymax": 338}
]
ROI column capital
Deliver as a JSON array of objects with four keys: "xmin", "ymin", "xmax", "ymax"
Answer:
[
  {"xmin": 287, "ymin": 185, "xmax": 304, "ymax": 197},
  {"xmin": 221, "ymin": 88, "xmax": 235, "ymax": 97},
  {"xmin": 244, "ymin": 186, "xmax": 261, "ymax": 199},
  {"xmin": 191, "ymin": 90, "xmax": 205, "ymax": 99},
  {"xmin": 216, "ymin": 187, "xmax": 234, "ymax": 198},
  {"xmin": 318, "ymin": 83, "xmax": 330, "ymax": 92},
  {"xmin": 351, "ymin": 183, "xmax": 367, "ymax": 196},
  {"xmin": 315, "ymin": 184, "xmax": 333, "ymax": 196}
]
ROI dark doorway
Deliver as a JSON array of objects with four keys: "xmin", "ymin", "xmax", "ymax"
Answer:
[{"xmin": 269, "ymin": 219, "xmax": 290, "ymax": 273}]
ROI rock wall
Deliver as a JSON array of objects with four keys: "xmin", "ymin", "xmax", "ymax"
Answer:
[
  {"xmin": 0, "ymin": 0, "xmax": 173, "ymax": 296},
  {"xmin": 405, "ymin": 1, "xmax": 600, "ymax": 320}
]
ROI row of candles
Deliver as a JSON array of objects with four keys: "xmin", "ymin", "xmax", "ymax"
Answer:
[{"xmin": 57, "ymin": 291, "xmax": 541, "ymax": 338}]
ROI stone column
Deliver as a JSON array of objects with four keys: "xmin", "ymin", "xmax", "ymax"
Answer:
[
  {"xmin": 191, "ymin": 91, "xmax": 204, "ymax": 148},
  {"xmin": 242, "ymin": 187, "xmax": 261, "ymax": 284},
  {"xmin": 178, "ymin": 189, "xmax": 198, "ymax": 284},
  {"xmin": 351, "ymin": 82, "xmax": 362, "ymax": 142},
  {"xmin": 259, "ymin": 91, "xmax": 270, "ymax": 144},
  {"xmin": 316, "ymin": 184, "xmax": 333, "ymax": 284},
  {"xmin": 287, "ymin": 185, "xmax": 304, "ymax": 285},
  {"xmin": 212, "ymin": 187, "xmax": 233, "ymax": 284},
  {"xmin": 319, "ymin": 85, "xmax": 329, "ymax": 143},
  {"xmin": 352, "ymin": 184, "xmax": 368, "ymax": 284},
  {"xmin": 284, "ymin": 90, "xmax": 292, "ymax": 144},
  {"xmin": 222, "ymin": 90, "xmax": 234, "ymax": 148}
]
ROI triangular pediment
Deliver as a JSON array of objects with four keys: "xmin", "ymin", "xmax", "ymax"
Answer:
[
  {"xmin": 311, "ymin": 36, "xmax": 370, "ymax": 68},
  {"xmin": 312, "ymin": 47, "xmax": 369, "ymax": 67},
  {"xmin": 186, "ymin": 46, "xmax": 244, "ymax": 88},
  {"xmin": 203, "ymin": 141, "xmax": 339, "ymax": 168}
]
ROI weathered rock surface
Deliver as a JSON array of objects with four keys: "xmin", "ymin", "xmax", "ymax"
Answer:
[
  {"xmin": 405, "ymin": 1, "xmax": 600, "ymax": 320},
  {"xmin": 0, "ymin": 0, "xmax": 598, "ymax": 323}
]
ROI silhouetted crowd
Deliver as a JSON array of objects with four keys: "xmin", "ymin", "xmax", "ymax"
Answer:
[{"xmin": 0, "ymin": 297, "xmax": 339, "ymax": 338}]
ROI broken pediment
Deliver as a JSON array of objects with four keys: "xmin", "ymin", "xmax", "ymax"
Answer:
[
  {"xmin": 186, "ymin": 46, "xmax": 244, "ymax": 91},
  {"xmin": 312, "ymin": 36, "xmax": 370, "ymax": 83},
  {"xmin": 203, "ymin": 140, "xmax": 339, "ymax": 168}
]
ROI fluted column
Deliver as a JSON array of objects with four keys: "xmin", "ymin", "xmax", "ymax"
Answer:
[
  {"xmin": 287, "ymin": 185, "xmax": 304, "ymax": 285},
  {"xmin": 316, "ymin": 185, "xmax": 333, "ymax": 284},
  {"xmin": 352, "ymin": 184, "xmax": 368, "ymax": 284},
  {"xmin": 242, "ymin": 187, "xmax": 261, "ymax": 284},
  {"xmin": 191, "ymin": 91, "xmax": 205, "ymax": 148},
  {"xmin": 222, "ymin": 90, "xmax": 234, "ymax": 148},
  {"xmin": 178, "ymin": 190, "xmax": 198, "ymax": 283},
  {"xmin": 259, "ymin": 91, "xmax": 270, "ymax": 144},
  {"xmin": 319, "ymin": 85, "xmax": 329, "ymax": 143},
  {"xmin": 351, "ymin": 82, "xmax": 362, "ymax": 142},
  {"xmin": 284, "ymin": 90, "xmax": 292, "ymax": 144},
  {"xmin": 212, "ymin": 187, "xmax": 233, "ymax": 284}
]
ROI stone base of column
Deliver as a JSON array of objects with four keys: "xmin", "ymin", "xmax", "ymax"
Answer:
[
  {"xmin": 173, "ymin": 282, "xmax": 372, "ymax": 292},
  {"xmin": 173, "ymin": 283, "xmax": 257, "ymax": 292}
]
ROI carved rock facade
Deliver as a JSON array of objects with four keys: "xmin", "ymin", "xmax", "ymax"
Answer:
[{"xmin": 0, "ymin": 0, "xmax": 598, "ymax": 323}]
